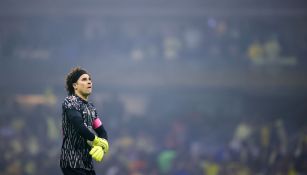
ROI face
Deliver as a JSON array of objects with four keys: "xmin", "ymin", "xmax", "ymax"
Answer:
[{"xmin": 73, "ymin": 74, "xmax": 92, "ymax": 98}]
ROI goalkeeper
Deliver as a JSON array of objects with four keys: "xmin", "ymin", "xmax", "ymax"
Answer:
[{"xmin": 60, "ymin": 67, "xmax": 109, "ymax": 175}]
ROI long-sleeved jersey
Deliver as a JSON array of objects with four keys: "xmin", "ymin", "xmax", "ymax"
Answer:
[{"xmin": 60, "ymin": 95, "xmax": 108, "ymax": 170}]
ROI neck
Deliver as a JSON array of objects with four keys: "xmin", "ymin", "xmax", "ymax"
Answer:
[{"xmin": 74, "ymin": 92, "xmax": 89, "ymax": 101}]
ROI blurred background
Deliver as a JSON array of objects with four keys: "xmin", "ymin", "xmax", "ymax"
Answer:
[{"xmin": 0, "ymin": 0, "xmax": 307, "ymax": 174}]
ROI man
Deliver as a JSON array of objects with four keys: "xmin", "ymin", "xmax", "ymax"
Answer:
[{"xmin": 60, "ymin": 67, "xmax": 109, "ymax": 175}]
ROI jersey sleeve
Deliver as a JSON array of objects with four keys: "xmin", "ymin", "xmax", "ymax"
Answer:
[
  {"xmin": 66, "ymin": 109, "xmax": 95, "ymax": 141},
  {"xmin": 92, "ymin": 108, "xmax": 108, "ymax": 140}
]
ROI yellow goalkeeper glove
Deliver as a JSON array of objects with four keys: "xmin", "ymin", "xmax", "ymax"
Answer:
[
  {"xmin": 89, "ymin": 145, "xmax": 104, "ymax": 162},
  {"xmin": 92, "ymin": 135, "xmax": 109, "ymax": 154}
]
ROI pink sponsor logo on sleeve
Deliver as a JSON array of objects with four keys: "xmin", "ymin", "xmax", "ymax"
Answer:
[{"xmin": 92, "ymin": 118, "xmax": 102, "ymax": 129}]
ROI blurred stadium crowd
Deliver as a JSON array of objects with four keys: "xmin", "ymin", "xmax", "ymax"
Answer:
[
  {"xmin": 1, "ymin": 17, "xmax": 306, "ymax": 68},
  {"xmin": 0, "ymin": 90, "xmax": 307, "ymax": 175},
  {"xmin": 1, "ymin": 0, "xmax": 307, "ymax": 175}
]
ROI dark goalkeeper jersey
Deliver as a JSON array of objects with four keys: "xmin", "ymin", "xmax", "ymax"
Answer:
[{"xmin": 60, "ymin": 95, "xmax": 107, "ymax": 170}]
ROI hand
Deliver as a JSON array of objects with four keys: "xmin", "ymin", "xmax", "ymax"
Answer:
[
  {"xmin": 92, "ymin": 135, "xmax": 109, "ymax": 154},
  {"xmin": 89, "ymin": 146, "xmax": 104, "ymax": 162}
]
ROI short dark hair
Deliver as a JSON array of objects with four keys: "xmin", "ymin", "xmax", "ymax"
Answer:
[{"xmin": 65, "ymin": 67, "xmax": 88, "ymax": 95}]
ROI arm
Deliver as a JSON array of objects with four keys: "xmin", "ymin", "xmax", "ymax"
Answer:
[
  {"xmin": 66, "ymin": 109, "xmax": 95, "ymax": 141},
  {"xmin": 67, "ymin": 108, "xmax": 105, "ymax": 162},
  {"xmin": 92, "ymin": 117, "xmax": 108, "ymax": 140},
  {"xmin": 91, "ymin": 116, "xmax": 109, "ymax": 153}
]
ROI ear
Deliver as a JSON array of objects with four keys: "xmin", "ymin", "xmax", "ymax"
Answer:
[{"xmin": 73, "ymin": 83, "xmax": 77, "ymax": 89}]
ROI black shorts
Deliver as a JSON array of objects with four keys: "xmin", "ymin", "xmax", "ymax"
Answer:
[{"xmin": 61, "ymin": 168, "xmax": 96, "ymax": 175}]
